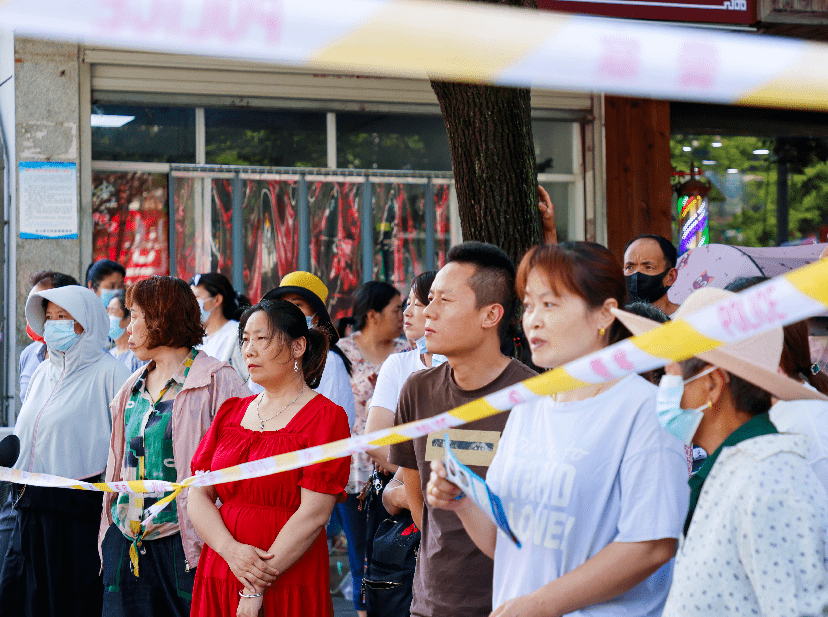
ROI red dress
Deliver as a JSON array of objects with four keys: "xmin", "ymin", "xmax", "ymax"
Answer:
[{"xmin": 189, "ymin": 394, "xmax": 350, "ymax": 617}]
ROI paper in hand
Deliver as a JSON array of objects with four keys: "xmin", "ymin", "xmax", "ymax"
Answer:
[{"xmin": 443, "ymin": 433, "xmax": 521, "ymax": 548}]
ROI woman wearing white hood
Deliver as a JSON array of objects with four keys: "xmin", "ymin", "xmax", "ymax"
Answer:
[{"xmin": 0, "ymin": 285, "xmax": 131, "ymax": 616}]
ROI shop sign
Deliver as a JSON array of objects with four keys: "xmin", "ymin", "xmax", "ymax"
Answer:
[
  {"xmin": 676, "ymin": 177, "xmax": 711, "ymax": 255},
  {"xmin": 537, "ymin": 0, "xmax": 755, "ymax": 25}
]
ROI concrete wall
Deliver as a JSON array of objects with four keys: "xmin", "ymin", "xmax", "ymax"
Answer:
[{"xmin": 12, "ymin": 37, "xmax": 86, "ymax": 409}]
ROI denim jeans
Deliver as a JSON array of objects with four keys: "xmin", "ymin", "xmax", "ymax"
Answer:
[{"xmin": 336, "ymin": 493, "xmax": 368, "ymax": 611}]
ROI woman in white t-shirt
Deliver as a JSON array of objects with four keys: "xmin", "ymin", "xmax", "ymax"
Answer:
[
  {"xmin": 427, "ymin": 242, "xmax": 689, "ymax": 617},
  {"xmin": 365, "ymin": 270, "xmax": 438, "ymax": 475},
  {"xmin": 190, "ymin": 272, "xmax": 249, "ymax": 381}
]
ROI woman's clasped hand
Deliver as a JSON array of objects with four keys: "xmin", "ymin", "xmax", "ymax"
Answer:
[{"xmin": 218, "ymin": 539, "xmax": 279, "ymax": 591}]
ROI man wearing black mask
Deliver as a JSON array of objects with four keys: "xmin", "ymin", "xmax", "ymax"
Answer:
[{"xmin": 623, "ymin": 234, "xmax": 680, "ymax": 316}]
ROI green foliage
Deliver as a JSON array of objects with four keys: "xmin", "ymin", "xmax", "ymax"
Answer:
[
  {"xmin": 671, "ymin": 135, "xmax": 828, "ymax": 247},
  {"xmin": 206, "ymin": 127, "xmax": 326, "ymax": 168}
]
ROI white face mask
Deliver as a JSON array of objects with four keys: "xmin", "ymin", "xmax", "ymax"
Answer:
[
  {"xmin": 656, "ymin": 366, "xmax": 716, "ymax": 446},
  {"xmin": 415, "ymin": 335, "xmax": 428, "ymax": 354}
]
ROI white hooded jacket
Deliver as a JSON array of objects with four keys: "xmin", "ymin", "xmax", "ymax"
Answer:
[{"xmin": 16, "ymin": 285, "xmax": 130, "ymax": 479}]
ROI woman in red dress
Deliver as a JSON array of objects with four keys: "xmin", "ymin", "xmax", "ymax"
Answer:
[{"xmin": 188, "ymin": 299, "xmax": 350, "ymax": 617}]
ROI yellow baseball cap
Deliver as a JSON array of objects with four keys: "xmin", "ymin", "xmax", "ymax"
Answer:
[
  {"xmin": 278, "ymin": 271, "xmax": 329, "ymax": 305},
  {"xmin": 262, "ymin": 271, "xmax": 337, "ymax": 343}
]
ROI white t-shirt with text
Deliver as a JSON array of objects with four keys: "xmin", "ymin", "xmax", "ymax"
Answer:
[{"xmin": 486, "ymin": 375, "xmax": 689, "ymax": 617}]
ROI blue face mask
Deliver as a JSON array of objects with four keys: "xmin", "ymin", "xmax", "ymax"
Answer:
[
  {"xmin": 306, "ymin": 316, "xmax": 314, "ymax": 329},
  {"xmin": 416, "ymin": 335, "xmax": 447, "ymax": 366},
  {"xmin": 197, "ymin": 298, "xmax": 213, "ymax": 324},
  {"xmin": 656, "ymin": 367, "xmax": 716, "ymax": 446},
  {"xmin": 431, "ymin": 354, "xmax": 448, "ymax": 367},
  {"xmin": 100, "ymin": 289, "xmax": 119, "ymax": 309},
  {"xmin": 44, "ymin": 320, "xmax": 80, "ymax": 352},
  {"xmin": 109, "ymin": 315, "xmax": 125, "ymax": 341}
]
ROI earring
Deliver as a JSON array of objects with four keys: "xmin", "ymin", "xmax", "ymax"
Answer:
[
  {"xmin": 599, "ymin": 327, "xmax": 606, "ymax": 336},
  {"xmin": 294, "ymin": 359, "xmax": 299, "ymax": 372}
]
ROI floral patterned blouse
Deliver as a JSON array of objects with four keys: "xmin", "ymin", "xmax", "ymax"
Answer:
[{"xmin": 338, "ymin": 333, "xmax": 409, "ymax": 493}]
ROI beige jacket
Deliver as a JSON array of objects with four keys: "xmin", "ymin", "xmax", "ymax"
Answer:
[{"xmin": 98, "ymin": 351, "xmax": 251, "ymax": 567}]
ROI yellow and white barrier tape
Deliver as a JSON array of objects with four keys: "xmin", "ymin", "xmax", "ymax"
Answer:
[
  {"xmin": 1, "ymin": 257, "xmax": 827, "ymax": 524},
  {"xmin": 1, "ymin": 0, "xmax": 828, "ymax": 110}
]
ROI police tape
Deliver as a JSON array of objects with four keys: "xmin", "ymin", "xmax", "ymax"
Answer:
[
  {"xmin": 2, "ymin": 0, "xmax": 828, "ymax": 111},
  {"xmin": 1, "ymin": 256, "xmax": 827, "ymax": 524}
]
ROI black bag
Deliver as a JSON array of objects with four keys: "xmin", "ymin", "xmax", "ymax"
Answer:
[{"xmin": 362, "ymin": 515, "xmax": 420, "ymax": 617}]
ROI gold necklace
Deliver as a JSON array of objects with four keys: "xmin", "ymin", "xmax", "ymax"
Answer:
[
  {"xmin": 257, "ymin": 383, "xmax": 306, "ymax": 430},
  {"xmin": 553, "ymin": 382, "xmax": 605, "ymax": 402}
]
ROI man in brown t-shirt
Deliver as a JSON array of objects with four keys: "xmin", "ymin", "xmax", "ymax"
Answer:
[{"xmin": 389, "ymin": 242, "xmax": 537, "ymax": 617}]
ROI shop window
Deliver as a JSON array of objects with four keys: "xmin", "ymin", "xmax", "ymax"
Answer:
[
  {"xmin": 171, "ymin": 174, "xmax": 238, "ymax": 284},
  {"xmin": 240, "ymin": 178, "xmax": 299, "ymax": 300},
  {"xmin": 337, "ymin": 113, "xmax": 452, "ymax": 171},
  {"xmin": 371, "ymin": 180, "xmax": 451, "ymax": 291},
  {"xmin": 92, "ymin": 171, "xmax": 170, "ymax": 281},
  {"xmin": 205, "ymin": 109, "xmax": 326, "ymax": 167},
  {"xmin": 169, "ymin": 169, "xmax": 453, "ymax": 312},
  {"xmin": 671, "ymin": 135, "xmax": 828, "ymax": 247},
  {"xmin": 309, "ymin": 180, "xmax": 364, "ymax": 321},
  {"xmin": 92, "ymin": 105, "xmax": 195, "ymax": 163}
]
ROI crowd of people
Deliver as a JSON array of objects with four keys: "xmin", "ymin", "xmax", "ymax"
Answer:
[{"xmin": 0, "ymin": 232, "xmax": 826, "ymax": 617}]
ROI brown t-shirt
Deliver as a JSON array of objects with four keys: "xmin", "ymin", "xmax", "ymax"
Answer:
[{"xmin": 389, "ymin": 359, "xmax": 537, "ymax": 617}]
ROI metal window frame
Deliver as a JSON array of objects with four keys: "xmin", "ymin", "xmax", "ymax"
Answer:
[
  {"xmin": 91, "ymin": 104, "xmax": 594, "ymax": 291},
  {"xmin": 166, "ymin": 164, "xmax": 454, "ymax": 294}
]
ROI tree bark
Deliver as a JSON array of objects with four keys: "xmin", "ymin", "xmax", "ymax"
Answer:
[{"xmin": 430, "ymin": 0, "xmax": 541, "ymax": 266}]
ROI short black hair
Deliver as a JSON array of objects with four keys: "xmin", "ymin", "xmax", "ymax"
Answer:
[
  {"xmin": 681, "ymin": 357, "xmax": 772, "ymax": 417},
  {"xmin": 446, "ymin": 241, "xmax": 516, "ymax": 339},
  {"xmin": 85, "ymin": 259, "xmax": 126, "ymax": 289},
  {"xmin": 410, "ymin": 271, "xmax": 437, "ymax": 306},
  {"xmin": 624, "ymin": 300, "xmax": 669, "ymax": 324},
  {"xmin": 624, "ymin": 235, "xmax": 678, "ymax": 270},
  {"xmin": 29, "ymin": 270, "xmax": 79, "ymax": 289},
  {"xmin": 190, "ymin": 272, "xmax": 250, "ymax": 321},
  {"xmin": 624, "ymin": 301, "xmax": 669, "ymax": 384},
  {"xmin": 724, "ymin": 276, "xmax": 768, "ymax": 293},
  {"xmin": 352, "ymin": 281, "xmax": 400, "ymax": 331}
]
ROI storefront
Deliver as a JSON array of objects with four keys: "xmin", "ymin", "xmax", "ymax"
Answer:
[
  {"xmin": 1, "ymin": 40, "xmax": 606, "ymax": 420},
  {"xmin": 87, "ymin": 48, "xmax": 605, "ymax": 310}
]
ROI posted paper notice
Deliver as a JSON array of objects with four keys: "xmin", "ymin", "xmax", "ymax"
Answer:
[{"xmin": 19, "ymin": 162, "xmax": 78, "ymax": 239}]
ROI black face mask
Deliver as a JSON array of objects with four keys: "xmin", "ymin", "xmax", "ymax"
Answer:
[{"xmin": 626, "ymin": 271, "xmax": 670, "ymax": 303}]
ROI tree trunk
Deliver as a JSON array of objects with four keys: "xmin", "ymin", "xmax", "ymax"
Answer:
[{"xmin": 430, "ymin": 0, "xmax": 540, "ymax": 266}]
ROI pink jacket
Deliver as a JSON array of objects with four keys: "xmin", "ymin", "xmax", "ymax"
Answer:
[{"xmin": 98, "ymin": 351, "xmax": 251, "ymax": 567}]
